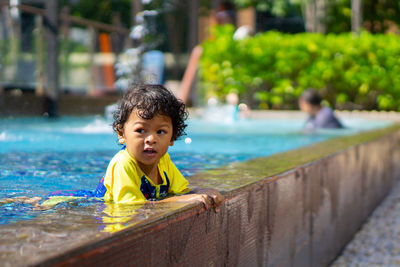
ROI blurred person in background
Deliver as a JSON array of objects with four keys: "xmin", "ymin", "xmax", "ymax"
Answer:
[{"xmin": 299, "ymin": 88, "xmax": 343, "ymax": 130}]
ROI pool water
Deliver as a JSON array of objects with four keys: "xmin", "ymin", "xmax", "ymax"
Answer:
[{"xmin": 0, "ymin": 115, "xmax": 391, "ymax": 224}]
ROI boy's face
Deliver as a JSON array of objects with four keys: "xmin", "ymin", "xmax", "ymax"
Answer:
[
  {"xmin": 299, "ymin": 98, "xmax": 318, "ymax": 116},
  {"xmin": 117, "ymin": 110, "xmax": 174, "ymax": 172}
]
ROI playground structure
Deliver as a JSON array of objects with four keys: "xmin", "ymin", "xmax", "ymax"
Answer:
[
  {"xmin": 0, "ymin": 1, "xmax": 133, "ymax": 116},
  {"xmin": 0, "ymin": 1, "xmax": 263, "ymax": 116},
  {"xmin": 0, "ymin": 1, "xmax": 130, "ymax": 94},
  {"xmin": 0, "ymin": 1, "xmax": 263, "ymax": 118},
  {"xmin": 0, "ymin": 0, "xmax": 208, "ymax": 116},
  {"xmin": 0, "ymin": 1, "xmax": 199, "ymax": 117}
]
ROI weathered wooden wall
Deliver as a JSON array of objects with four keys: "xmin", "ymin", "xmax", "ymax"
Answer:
[{"xmin": 39, "ymin": 128, "xmax": 400, "ymax": 267}]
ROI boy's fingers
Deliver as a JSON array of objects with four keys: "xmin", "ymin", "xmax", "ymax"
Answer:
[
  {"xmin": 195, "ymin": 189, "xmax": 224, "ymax": 205},
  {"xmin": 206, "ymin": 191, "xmax": 224, "ymax": 207},
  {"xmin": 202, "ymin": 194, "xmax": 213, "ymax": 208},
  {"xmin": 199, "ymin": 193, "xmax": 223, "ymax": 213}
]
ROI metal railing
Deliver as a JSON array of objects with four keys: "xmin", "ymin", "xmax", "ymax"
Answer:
[{"xmin": 0, "ymin": 0, "xmax": 130, "ymax": 96}]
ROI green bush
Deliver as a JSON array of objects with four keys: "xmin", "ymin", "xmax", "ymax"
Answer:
[{"xmin": 200, "ymin": 25, "xmax": 400, "ymax": 111}]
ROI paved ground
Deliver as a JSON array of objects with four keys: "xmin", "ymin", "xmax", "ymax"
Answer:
[{"xmin": 331, "ymin": 182, "xmax": 400, "ymax": 266}]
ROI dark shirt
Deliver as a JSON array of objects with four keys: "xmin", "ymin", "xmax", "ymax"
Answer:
[{"xmin": 305, "ymin": 107, "xmax": 343, "ymax": 130}]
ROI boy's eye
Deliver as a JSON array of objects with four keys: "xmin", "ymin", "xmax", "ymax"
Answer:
[
  {"xmin": 157, "ymin": 130, "xmax": 166, "ymax": 134},
  {"xmin": 135, "ymin": 128, "xmax": 145, "ymax": 134}
]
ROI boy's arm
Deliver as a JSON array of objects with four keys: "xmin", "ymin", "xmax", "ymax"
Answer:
[
  {"xmin": 160, "ymin": 189, "xmax": 224, "ymax": 211},
  {"xmin": 163, "ymin": 154, "xmax": 223, "ymax": 210}
]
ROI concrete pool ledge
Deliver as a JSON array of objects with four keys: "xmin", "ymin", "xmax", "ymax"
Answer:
[
  {"xmin": 3, "ymin": 123, "xmax": 400, "ymax": 266},
  {"xmin": 190, "ymin": 123, "xmax": 400, "ymax": 194}
]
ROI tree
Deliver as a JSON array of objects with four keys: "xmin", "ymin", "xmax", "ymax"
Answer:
[
  {"xmin": 60, "ymin": 0, "xmax": 132, "ymax": 27},
  {"xmin": 222, "ymin": 0, "xmax": 327, "ymax": 33},
  {"xmin": 363, "ymin": 0, "xmax": 400, "ymax": 33},
  {"xmin": 222, "ymin": 0, "xmax": 400, "ymax": 34},
  {"xmin": 351, "ymin": 0, "xmax": 362, "ymax": 33},
  {"xmin": 300, "ymin": 0, "xmax": 327, "ymax": 33}
]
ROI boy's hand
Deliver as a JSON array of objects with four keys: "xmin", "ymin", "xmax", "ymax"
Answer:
[
  {"xmin": 0, "ymin": 196, "xmax": 42, "ymax": 205},
  {"xmin": 160, "ymin": 189, "xmax": 224, "ymax": 212},
  {"xmin": 194, "ymin": 188, "xmax": 223, "ymax": 212}
]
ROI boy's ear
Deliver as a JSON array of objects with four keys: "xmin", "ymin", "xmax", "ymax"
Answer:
[
  {"xmin": 169, "ymin": 139, "xmax": 174, "ymax": 146},
  {"xmin": 116, "ymin": 124, "xmax": 124, "ymax": 137},
  {"xmin": 117, "ymin": 125, "xmax": 125, "ymax": 145}
]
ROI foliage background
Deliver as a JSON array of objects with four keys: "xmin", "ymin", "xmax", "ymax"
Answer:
[
  {"xmin": 200, "ymin": 25, "xmax": 400, "ymax": 111},
  {"xmin": 229, "ymin": 0, "xmax": 400, "ymax": 34},
  {"xmin": 60, "ymin": 1, "xmax": 400, "ymax": 35}
]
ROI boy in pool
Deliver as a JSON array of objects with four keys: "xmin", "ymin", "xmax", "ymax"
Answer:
[
  {"xmin": 1, "ymin": 84, "xmax": 222, "ymax": 210},
  {"xmin": 100, "ymin": 84, "xmax": 221, "ymax": 206},
  {"xmin": 299, "ymin": 88, "xmax": 343, "ymax": 130}
]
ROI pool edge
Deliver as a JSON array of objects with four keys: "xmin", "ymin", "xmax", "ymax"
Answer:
[{"xmin": 36, "ymin": 123, "xmax": 400, "ymax": 266}]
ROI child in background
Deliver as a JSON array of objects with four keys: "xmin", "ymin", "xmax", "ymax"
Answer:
[
  {"xmin": 101, "ymin": 84, "xmax": 221, "ymax": 206},
  {"xmin": 299, "ymin": 88, "xmax": 343, "ymax": 130}
]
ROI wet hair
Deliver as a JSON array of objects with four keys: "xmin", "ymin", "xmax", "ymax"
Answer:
[
  {"xmin": 113, "ymin": 84, "xmax": 188, "ymax": 141},
  {"xmin": 300, "ymin": 88, "xmax": 322, "ymax": 106}
]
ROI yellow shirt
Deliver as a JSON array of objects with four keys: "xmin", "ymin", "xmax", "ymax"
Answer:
[{"xmin": 104, "ymin": 149, "xmax": 189, "ymax": 204}]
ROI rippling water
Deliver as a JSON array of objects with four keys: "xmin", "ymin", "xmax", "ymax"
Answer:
[{"xmin": 0, "ymin": 115, "xmax": 392, "ymax": 225}]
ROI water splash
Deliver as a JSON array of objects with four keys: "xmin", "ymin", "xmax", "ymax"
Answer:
[{"xmin": 202, "ymin": 97, "xmax": 239, "ymax": 124}]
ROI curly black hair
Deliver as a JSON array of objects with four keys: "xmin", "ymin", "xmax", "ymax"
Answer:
[{"xmin": 112, "ymin": 84, "xmax": 188, "ymax": 141}]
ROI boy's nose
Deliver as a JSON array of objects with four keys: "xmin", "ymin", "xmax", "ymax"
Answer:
[{"xmin": 145, "ymin": 134, "xmax": 156, "ymax": 144}]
